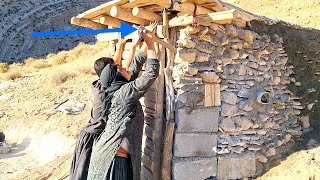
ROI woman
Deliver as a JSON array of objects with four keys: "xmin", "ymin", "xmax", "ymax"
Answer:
[{"xmin": 87, "ymin": 23, "xmax": 159, "ymax": 180}]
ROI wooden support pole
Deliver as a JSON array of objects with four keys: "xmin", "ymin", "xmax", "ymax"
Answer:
[
  {"xmin": 132, "ymin": 7, "xmax": 162, "ymax": 22},
  {"xmin": 99, "ymin": 14, "xmax": 121, "ymax": 28},
  {"xmin": 77, "ymin": 0, "xmax": 129, "ymax": 19},
  {"xmin": 169, "ymin": 10, "xmax": 239, "ymax": 27},
  {"xmin": 71, "ymin": 17, "xmax": 108, "ymax": 29},
  {"xmin": 162, "ymin": 9, "xmax": 176, "ymax": 180},
  {"xmin": 110, "ymin": 6, "xmax": 150, "ymax": 25},
  {"xmin": 173, "ymin": 2, "xmax": 213, "ymax": 15}
]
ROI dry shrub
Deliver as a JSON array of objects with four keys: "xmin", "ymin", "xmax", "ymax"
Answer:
[
  {"xmin": 77, "ymin": 66, "xmax": 95, "ymax": 75},
  {"xmin": 30, "ymin": 60, "xmax": 52, "ymax": 69},
  {"xmin": 51, "ymin": 56, "xmax": 67, "ymax": 65},
  {"xmin": 5, "ymin": 71, "xmax": 22, "ymax": 80},
  {"xmin": 0, "ymin": 63, "xmax": 9, "ymax": 73},
  {"xmin": 52, "ymin": 71, "xmax": 76, "ymax": 84}
]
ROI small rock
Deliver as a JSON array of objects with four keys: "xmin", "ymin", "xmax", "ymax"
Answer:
[
  {"xmin": 308, "ymin": 88, "xmax": 317, "ymax": 93},
  {"xmin": 265, "ymin": 147, "xmax": 276, "ymax": 157},
  {"xmin": 221, "ymin": 104, "xmax": 238, "ymax": 117},
  {"xmin": 217, "ymin": 148, "xmax": 230, "ymax": 154},
  {"xmin": 234, "ymin": 116, "xmax": 253, "ymax": 130},
  {"xmin": 246, "ymin": 81, "xmax": 255, "ymax": 86},
  {"xmin": 237, "ymin": 29, "xmax": 257, "ymax": 44},
  {"xmin": 307, "ymin": 103, "xmax": 315, "ymax": 110},
  {"xmin": 230, "ymin": 146, "xmax": 244, "ymax": 154},
  {"xmin": 237, "ymin": 88, "xmax": 250, "ymax": 98},
  {"xmin": 273, "ymin": 77, "xmax": 281, "ymax": 85},
  {"xmin": 175, "ymin": 48, "xmax": 196, "ymax": 63},
  {"xmin": 221, "ymin": 91, "xmax": 238, "ymax": 105},
  {"xmin": 220, "ymin": 118, "xmax": 236, "ymax": 132},
  {"xmin": 276, "ymin": 140, "xmax": 284, "ymax": 147},
  {"xmin": 187, "ymin": 66, "xmax": 198, "ymax": 76},
  {"xmin": 55, "ymin": 99, "xmax": 86, "ymax": 114},
  {"xmin": 257, "ymin": 130, "xmax": 267, "ymax": 135},
  {"xmin": 225, "ymin": 24, "xmax": 237, "ymax": 37},
  {"xmin": 201, "ymin": 72, "xmax": 221, "ymax": 83},
  {"xmin": 256, "ymin": 153, "xmax": 268, "ymax": 163},
  {"xmin": 238, "ymin": 66, "xmax": 247, "ymax": 75},
  {"xmin": 195, "ymin": 52, "xmax": 210, "ymax": 62},
  {"xmin": 248, "ymin": 145, "xmax": 261, "ymax": 151},
  {"xmin": 300, "ymin": 116, "xmax": 310, "ymax": 128},
  {"xmin": 221, "ymin": 57, "xmax": 233, "ymax": 66},
  {"xmin": 0, "ymin": 142, "xmax": 11, "ymax": 154},
  {"xmin": 285, "ymin": 134, "xmax": 292, "ymax": 143},
  {"xmin": 295, "ymin": 82, "xmax": 301, "ymax": 86}
]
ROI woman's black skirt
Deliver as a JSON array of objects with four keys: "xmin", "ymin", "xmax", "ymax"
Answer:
[{"xmin": 106, "ymin": 155, "xmax": 133, "ymax": 180}]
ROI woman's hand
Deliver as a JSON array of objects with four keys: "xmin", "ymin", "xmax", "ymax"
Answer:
[
  {"xmin": 142, "ymin": 22, "xmax": 158, "ymax": 47},
  {"xmin": 116, "ymin": 38, "xmax": 128, "ymax": 49}
]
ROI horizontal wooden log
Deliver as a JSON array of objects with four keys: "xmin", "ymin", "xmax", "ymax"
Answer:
[
  {"xmin": 110, "ymin": 6, "xmax": 150, "ymax": 25},
  {"xmin": 169, "ymin": 10, "xmax": 239, "ymax": 27},
  {"xmin": 99, "ymin": 14, "xmax": 121, "ymax": 28},
  {"xmin": 182, "ymin": 0, "xmax": 227, "ymax": 11},
  {"xmin": 144, "ymin": 4, "xmax": 164, "ymax": 12},
  {"xmin": 77, "ymin": 0, "xmax": 129, "ymax": 19},
  {"xmin": 173, "ymin": 2, "xmax": 213, "ymax": 15},
  {"xmin": 132, "ymin": 7, "xmax": 162, "ymax": 22},
  {"xmin": 71, "ymin": 17, "xmax": 108, "ymax": 29},
  {"xmin": 122, "ymin": 0, "xmax": 171, "ymax": 9}
]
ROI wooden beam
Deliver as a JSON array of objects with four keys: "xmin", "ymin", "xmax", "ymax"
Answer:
[
  {"xmin": 161, "ymin": 121, "xmax": 175, "ymax": 180},
  {"xmin": 168, "ymin": 10, "xmax": 239, "ymax": 27},
  {"xmin": 77, "ymin": 0, "xmax": 129, "ymax": 19},
  {"xmin": 99, "ymin": 14, "xmax": 121, "ymax": 28},
  {"xmin": 144, "ymin": 4, "xmax": 164, "ymax": 12},
  {"xmin": 182, "ymin": 0, "xmax": 227, "ymax": 12},
  {"xmin": 173, "ymin": 2, "xmax": 213, "ymax": 15},
  {"xmin": 214, "ymin": 83, "xmax": 221, "ymax": 106},
  {"xmin": 122, "ymin": 0, "xmax": 171, "ymax": 9},
  {"xmin": 110, "ymin": 6, "xmax": 150, "ymax": 25},
  {"xmin": 132, "ymin": 7, "xmax": 162, "ymax": 22},
  {"xmin": 71, "ymin": 17, "xmax": 108, "ymax": 29}
]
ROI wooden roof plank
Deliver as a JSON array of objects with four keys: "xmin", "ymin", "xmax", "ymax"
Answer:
[
  {"xmin": 77, "ymin": 0, "xmax": 129, "ymax": 19},
  {"xmin": 181, "ymin": 0, "xmax": 227, "ymax": 12},
  {"xmin": 169, "ymin": 10, "xmax": 239, "ymax": 27},
  {"xmin": 121, "ymin": 0, "xmax": 171, "ymax": 9},
  {"xmin": 70, "ymin": 17, "xmax": 108, "ymax": 29}
]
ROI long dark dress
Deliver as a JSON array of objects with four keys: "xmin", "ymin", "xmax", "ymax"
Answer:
[
  {"xmin": 69, "ymin": 51, "xmax": 147, "ymax": 180},
  {"xmin": 87, "ymin": 58, "xmax": 160, "ymax": 180}
]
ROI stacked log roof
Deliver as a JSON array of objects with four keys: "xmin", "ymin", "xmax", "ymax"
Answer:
[{"xmin": 71, "ymin": 0, "xmax": 259, "ymax": 29}]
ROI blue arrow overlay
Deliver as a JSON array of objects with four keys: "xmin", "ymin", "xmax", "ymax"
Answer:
[{"xmin": 32, "ymin": 22, "xmax": 137, "ymax": 38}]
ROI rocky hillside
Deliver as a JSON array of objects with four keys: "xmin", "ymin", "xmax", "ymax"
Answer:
[{"xmin": 0, "ymin": 0, "xmax": 106, "ymax": 62}]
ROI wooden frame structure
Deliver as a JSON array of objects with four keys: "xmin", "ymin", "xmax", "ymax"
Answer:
[{"xmin": 71, "ymin": 0, "xmax": 258, "ymax": 179}]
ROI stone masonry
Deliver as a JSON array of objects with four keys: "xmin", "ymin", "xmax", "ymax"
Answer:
[{"xmin": 172, "ymin": 18, "xmax": 303, "ymax": 179}]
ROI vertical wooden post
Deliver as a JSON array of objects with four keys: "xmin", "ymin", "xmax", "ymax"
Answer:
[{"xmin": 162, "ymin": 8, "xmax": 176, "ymax": 180}]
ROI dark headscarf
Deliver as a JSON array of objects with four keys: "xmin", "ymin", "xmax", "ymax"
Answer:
[{"xmin": 100, "ymin": 64, "xmax": 129, "ymax": 121}]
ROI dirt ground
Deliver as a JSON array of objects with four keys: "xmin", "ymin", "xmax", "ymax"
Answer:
[{"xmin": 0, "ymin": 0, "xmax": 320, "ymax": 179}]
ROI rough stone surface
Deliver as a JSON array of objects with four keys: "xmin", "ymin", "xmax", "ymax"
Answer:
[
  {"xmin": 218, "ymin": 153, "xmax": 256, "ymax": 179},
  {"xmin": 221, "ymin": 104, "xmax": 238, "ymax": 117},
  {"xmin": 221, "ymin": 91, "xmax": 238, "ymax": 105},
  {"xmin": 220, "ymin": 118, "xmax": 236, "ymax": 132},
  {"xmin": 176, "ymin": 108, "xmax": 219, "ymax": 133},
  {"xmin": 174, "ymin": 133, "xmax": 217, "ymax": 157},
  {"xmin": 201, "ymin": 72, "xmax": 221, "ymax": 83},
  {"xmin": 175, "ymin": 48, "xmax": 196, "ymax": 63},
  {"xmin": 173, "ymin": 158, "xmax": 217, "ymax": 180}
]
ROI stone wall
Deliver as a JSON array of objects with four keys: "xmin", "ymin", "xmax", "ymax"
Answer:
[
  {"xmin": 172, "ymin": 20, "xmax": 303, "ymax": 179},
  {"xmin": 0, "ymin": 0, "xmax": 105, "ymax": 62}
]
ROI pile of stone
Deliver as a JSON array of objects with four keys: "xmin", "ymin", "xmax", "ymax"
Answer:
[{"xmin": 172, "ymin": 20, "xmax": 304, "ymax": 179}]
